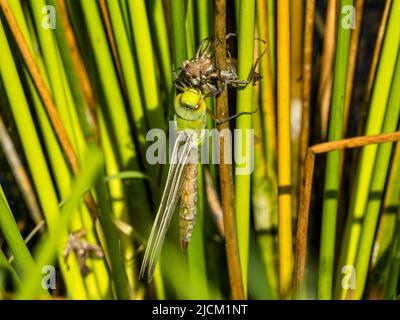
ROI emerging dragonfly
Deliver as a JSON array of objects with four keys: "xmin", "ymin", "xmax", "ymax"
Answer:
[
  {"xmin": 139, "ymin": 88, "xmax": 206, "ymax": 282},
  {"xmin": 140, "ymin": 36, "xmax": 265, "ymax": 282}
]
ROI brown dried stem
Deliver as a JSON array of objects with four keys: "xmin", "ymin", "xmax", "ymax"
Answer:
[
  {"xmin": 299, "ymin": 0, "xmax": 315, "ymax": 204},
  {"xmin": 214, "ymin": 0, "xmax": 244, "ymax": 300}
]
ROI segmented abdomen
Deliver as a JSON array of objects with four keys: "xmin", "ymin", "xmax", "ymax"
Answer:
[{"xmin": 179, "ymin": 159, "xmax": 198, "ymax": 250}]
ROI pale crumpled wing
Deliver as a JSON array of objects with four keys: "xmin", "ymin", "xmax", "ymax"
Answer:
[{"xmin": 139, "ymin": 131, "xmax": 195, "ymax": 282}]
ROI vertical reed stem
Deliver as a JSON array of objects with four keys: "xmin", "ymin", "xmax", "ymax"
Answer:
[
  {"xmin": 318, "ymin": 1, "xmax": 353, "ymax": 300},
  {"xmin": 277, "ymin": 0, "xmax": 293, "ymax": 299},
  {"xmin": 215, "ymin": 0, "xmax": 244, "ymax": 300}
]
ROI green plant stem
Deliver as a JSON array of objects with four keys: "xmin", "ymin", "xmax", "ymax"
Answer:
[
  {"xmin": 80, "ymin": 0, "xmax": 151, "ymax": 215},
  {"xmin": 252, "ymin": 84, "xmax": 278, "ymax": 299},
  {"xmin": 119, "ymin": 0, "xmax": 132, "ymax": 43},
  {"xmin": 18, "ymin": 3, "xmax": 106, "ymax": 298},
  {"xmin": 127, "ymin": 0, "xmax": 165, "ymax": 132},
  {"xmin": 318, "ymin": 0, "xmax": 353, "ymax": 300},
  {"xmin": 0, "ymin": 186, "xmax": 39, "ymax": 290},
  {"xmin": 335, "ymin": 0, "xmax": 400, "ymax": 299},
  {"xmin": 373, "ymin": 142, "xmax": 400, "ymax": 282},
  {"xmin": 0, "ymin": 6, "xmax": 59, "ymax": 230},
  {"xmin": 256, "ymin": 0, "xmax": 277, "ymax": 171},
  {"xmin": 51, "ymin": 0, "xmax": 98, "ymax": 142},
  {"xmin": 106, "ymin": 0, "xmax": 148, "ymax": 166},
  {"xmin": 186, "ymin": 0, "xmax": 195, "ymax": 57},
  {"xmin": 351, "ymin": 52, "xmax": 400, "ymax": 299},
  {"xmin": 95, "ymin": 169, "xmax": 131, "ymax": 300},
  {"xmin": 171, "ymin": 0, "xmax": 188, "ymax": 68},
  {"xmin": 97, "ymin": 110, "xmax": 136, "ymax": 296},
  {"xmin": 255, "ymin": 1, "xmax": 278, "ymax": 299},
  {"xmin": 46, "ymin": 3, "xmax": 111, "ymax": 295},
  {"xmin": 267, "ymin": 0, "xmax": 276, "ymax": 86},
  {"xmin": 0, "ymin": 116, "xmax": 43, "ymax": 227},
  {"xmin": 0, "ymin": 248, "xmax": 21, "ymax": 290},
  {"xmin": 148, "ymin": 0, "xmax": 173, "ymax": 97},
  {"xmin": 80, "ymin": 0, "xmax": 152, "ymax": 296},
  {"xmin": 384, "ymin": 204, "xmax": 400, "ymax": 299},
  {"xmin": 235, "ymin": 0, "xmax": 256, "ymax": 298},
  {"xmin": 196, "ymin": 0, "xmax": 211, "ymax": 41},
  {"xmin": 17, "ymin": 147, "xmax": 105, "ymax": 299},
  {"xmin": 8, "ymin": 0, "xmax": 49, "ymax": 85},
  {"xmin": 80, "ymin": 0, "xmax": 134, "ymax": 167},
  {"xmin": 25, "ymin": 72, "xmax": 89, "ymax": 299},
  {"xmin": 29, "ymin": 0, "xmax": 85, "ymax": 157},
  {"xmin": 0, "ymin": 13, "xmax": 89, "ymax": 297}
]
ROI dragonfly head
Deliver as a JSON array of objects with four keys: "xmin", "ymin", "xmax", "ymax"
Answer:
[{"xmin": 174, "ymin": 88, "xmax": 206, "ymax": 120}]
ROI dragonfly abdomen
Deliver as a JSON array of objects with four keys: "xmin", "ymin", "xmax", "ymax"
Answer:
[{"xmin": 179, "ymin": 161, "xmax": 198, "ymax": 250}]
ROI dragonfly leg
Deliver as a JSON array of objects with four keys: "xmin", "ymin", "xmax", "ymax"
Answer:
[
  {"xmin": 172, "ymin": 69, "xmax": 181, "ymax": 81},
  {"xmin": 225, "ymin": 37, "xmax": 267, "ymax": 87},
  {"xmin": 217, "ymin": 109, "xmax": 260, "ymax": 125},
  {"xmin": 174, "ymin": 82, "xmax": 188, "ymax": 92},
  {"xmin": 201, "ymin": 85, "xmax": 224, "ymax": 98},
  {"xmin": 196, "ymin": 37, "xmax": 212, "ymax": 58},
  {"xmin": 172, "ymin": 70, "xmax": 188, "ymax": 92},
  {"xmin": 173, "ymin": 72, "xmax": 193, "ymax": 92},
  {"xmin": 226, "ymin": 32, "xmax": 237, "ymax": 40},
  {"xmin": 225, "ymin": 78, "xmax": 251, "ymax": 87},
  {"xmin": 206, "ymin": 108, "xmax": 259, "ymax": 125},
  {"xmin": 206, "ymin": 108, "xmax": 218, "ymax": 122},
  {"xmin": 247, "ymin": 38, "xmax": 267, "ymax": 84}
]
